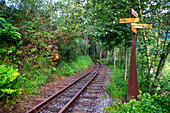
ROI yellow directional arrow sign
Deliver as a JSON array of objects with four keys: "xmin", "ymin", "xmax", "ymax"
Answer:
[
  {"xmin": 131, "ymin": 23, "xmax": 152, "ymax": 29},
  {"xmin": 131, "ymin": 25, "xmax": 137, "ymax": 34},
  {"xmin": 119, "ymin": 18, "xmax": 139, "ymax": 23}
]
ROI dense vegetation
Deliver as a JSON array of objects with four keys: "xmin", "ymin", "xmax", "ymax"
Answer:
[
  {"xmin": 0, "ymin": 0, "xmax": 169, "ymax": 112},
  {"xmin": 100, "ymin": 60, "xmax": 169, "ymax": 112}
]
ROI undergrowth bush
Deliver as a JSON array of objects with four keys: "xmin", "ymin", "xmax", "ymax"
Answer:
[
  {"xmin": 106, "ymin": 91, "xmax": 169, "ymax": 113},
  {"xmin": 98, "ymin": 59, "xmax": 109, "ymax": 64},
  {"xmin": 21, "ymin": 56, "xmax": 55, "ymax": 93},
  {"xmin": 0, "ymin": 17, "xmax": 21, "ymax": 43},
  {"xmin": 0, "ymin": 65, "xmax": 22, "ymax": 98},
  {"xmin": 56, "ymin": 55, "xmax": 93, "ymax": 76}
]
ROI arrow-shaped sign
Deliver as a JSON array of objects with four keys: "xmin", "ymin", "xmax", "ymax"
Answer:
[
  {"xmin": 131, "ymin": 8, "xmax": 138, "ymax": 18},
  {"xmin": 131, "ymin": 23, "xmax": 152, "ymax": 29},
  {"xmin": 119, "ymin": 18, "xmax": 139, "ymax": 23},
  {"xmin": 131, "ymin": 25, "xmax": 137, "ymax": 34}
]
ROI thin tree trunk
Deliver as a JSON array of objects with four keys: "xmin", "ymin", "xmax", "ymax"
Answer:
[
  {"xmin": 99, "ymin": 49, "xmax": 102, "ymax": 59},
  {"xmin": 110, "ymin": 50, "xmax": 113, "ymax": 63},
  {"xmin": 84, "ymin": 37, "xmax": 87, "ymax": 55},
  {"xmin": 96, "ymin": 41, "xmax": 98, "ymax": 59},
  {"xmin": 105, "ymin": 50, "xmax": 108, "ymax": 60},
  {"xmin": 102, "ymin": 49, "xmax": 104, "ymax": 59},
  {"xmin": 114, "ymin": 47, "xmax": 116, "ymax": 68},
  {"xmin": 50, "ymin": 0, "xmax": 53, "ymax": 32},
  {"xmin": 99, "ymin": 42, "xmax": 102, "ymax": 59},
  {"xmin": 119, "ymin": 48, "xmax": 122, "ymax": 63},
  {"xmin": 152, "ymin": 42, "xmax": 170, "ymax": 88},
  {"xmin": 124, "ymin": 31, "xmax": 127, "ymax": 81},
  {"xmin": 93, "ymin": 47, "xmax": 95, "ymax": 60},
  {"xmin": 66, "ymin": 0, "xmax": 70, "ymax": 25}
]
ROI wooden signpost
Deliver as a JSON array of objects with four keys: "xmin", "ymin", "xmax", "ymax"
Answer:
[
  {"xmin": 131, "ymin": 23, "xmax": 152, "ymax": 29},
  {"xmin": 119, "ymin": 8, "xmax": 152, "ymax": 101},
  {"xmin": 119, "ymin": 18, "xmax": 139, "ymax": 23}
]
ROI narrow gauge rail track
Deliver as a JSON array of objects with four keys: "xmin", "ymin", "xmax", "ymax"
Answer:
[{"xmin": 26, "ymin": 61, "xmax": 102, "ymax": 113}]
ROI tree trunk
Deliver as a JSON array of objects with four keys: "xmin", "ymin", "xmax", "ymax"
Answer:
[
  {"xmin": 50, "ymin": 0, "xmax": 53, "ymax": 32},
  {"xmin": 99, "ymin": 49, "xmax": 102, "ymax": 59},
  {"xmin": 99, "ymin": 42, "xmax": 102, "ymax": 59},
  {"xmin": 84, "ymin": 37, "xmax": 87, "ymax": 55},
  {"xmin": 124, "ymin": 32, "xmax": 127, "ymax": 81},
  {"xmin": 105, "ymin": 50, "xmax": 108, "ymax": 60},
  {"xmin": 110, "ymin": 50, "xmax": 113, "ymax": 63},
  {"xmin": 102, "ymin": 49, "xmax": 104, "ymax": 59},
  {"xmin": 114, "ymin": 47, "xmax": 116, "ymax": 68},
  {"xmin": 96, "ymin": 41, "xmax": 98, "ymax": 59},
  {"xmin": 119, "ymin": 48, "xmax": 122, "ymax": 63},
  {"xmin": 152, "ymin": 42, "xmax": 170, "ymax": 88}
]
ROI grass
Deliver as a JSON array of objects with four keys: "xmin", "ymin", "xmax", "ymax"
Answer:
[
  {"xmin": 56, "ymin": 55, "xmax": 93, "ymax": 76},
  {"xmin": 106, "ymin": 68, "xmax": 128, "ymax": 99},
  {"xmin": 99, "ymin": 59, "xmax": 128, "ymax": 99}
]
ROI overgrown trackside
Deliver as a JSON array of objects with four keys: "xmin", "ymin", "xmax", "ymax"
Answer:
[{"xmin": 100, "ymin": 60, "xmax": 169, "ymax": 113}]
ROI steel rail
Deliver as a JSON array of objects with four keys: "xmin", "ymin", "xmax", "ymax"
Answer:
[
  {"xmin": 26, "ymin": 63, "xmax": 97, "ymax": 113},
  {"xmin": 59, "ymin": 61, "xmax": 102, "ymax": 113}
]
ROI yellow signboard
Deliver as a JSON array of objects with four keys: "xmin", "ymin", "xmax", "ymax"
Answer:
[
  {"xmin": 131, "ymin": 25, "xmax": 137, "ymax": 34},
  {"xmin": 119, "ymin": 18, "xmax": 139, "ymax": 23},
  {"xmin": 131, "ymin": 23, "xmax": 152, "ymax": 29},
  {"xmin": 131, "ymin": 8, "xmax": 138, "ymax": 18}
]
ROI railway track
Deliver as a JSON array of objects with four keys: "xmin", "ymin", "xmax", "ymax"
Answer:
[{"xmin": 26, "ymin": 61, "xmax": 102, "ymax": 113}]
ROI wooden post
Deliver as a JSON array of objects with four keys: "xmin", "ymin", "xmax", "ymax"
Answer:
[
  {"xmin": 119, "ymin": 8, "xmax": 152, "ymax": 101},
  {"xmin": 127, "ymin": 33, "xmax": 139, "ymax": 101}
]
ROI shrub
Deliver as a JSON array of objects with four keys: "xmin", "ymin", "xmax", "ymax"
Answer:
[
  {"xmin": 0, "ymin": 17, "xmax": 21, "ymax": 43},
  {"xmin": 21, "ymin": 56, "xmax": 54, "ymax": 93},
  {"xmin": 106, "ymin": 91, "xmax": 169, "ymax": 113},
  {"xmin": 0, "ymin": 65, "xmax": 22, "ymax": 98}
]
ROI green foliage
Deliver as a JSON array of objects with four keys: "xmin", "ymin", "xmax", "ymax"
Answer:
[
  {"xmin": 98, "ymin": 59, "xmax": 110, "ymax": 64},
  {"xmin": 56, "ymin": 55, "xmax": 93, "ymax": 76},
  {"xmin": 106, "ymin": 68, "xmax": 127, "ymax": 99},
  {"xmin": 0, "ymin": 17, "xmax": 21, "ymax": 43},
  {"xmin": 101, "ymin": 54, "xmax": 169, "ymax": 112},
  {"xmin": 0, "ymin": 65, "xmax": 21, "ymax": 98},
  {"xmin": 162, "ymin": 56, "xmax": 170, "ymax": 79},
  {"xmin": 71, "ymin": 55, "xmax": 93, "ymax": 70},
  {"xmin": 0, "ymin": 18, "xmax": 22, "ymax": 64},
  {"xmin": 9, "ymin": 55, "xmax": 93, "ymax": 94},
  {"xmin": 99, "ymin": 58, "xmax": 127, "ymax": 99},
  {"xmin": 21, "ymin": 56, "xmax": 54, "ymax": 92},
  {"xmin": 56, "ymin": 61, "xmax": 75, "ymax": 76},
  {"xmin": 58, "ymin": 38, "xmax": 86, "ymax": 61},
  {"xmin": 106, "ymin": 91, "xmax": 169, "ymax": 113}
]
